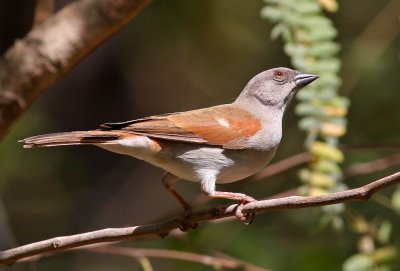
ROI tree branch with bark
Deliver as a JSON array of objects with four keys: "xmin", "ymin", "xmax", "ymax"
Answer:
[
  {"xmin": 87, "ymin": 246, "xmax": 269, "ymax": 271},
  {"xmin": 0, "ymin": 171, "xmax": 398, "ymax": 266},
  {"xmin": 0, "ymin": 0, "xmax": 150, "ymax": 141}
]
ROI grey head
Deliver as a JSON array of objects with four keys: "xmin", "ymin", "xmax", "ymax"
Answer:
[{"xmin": 235, "ymin": 67, "xmax": 318, "ymax": 111}]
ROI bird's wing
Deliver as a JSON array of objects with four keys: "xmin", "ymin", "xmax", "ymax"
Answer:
[{"xmin": 100, "ymin": 105, "xmax": 262, "ymax": 149}]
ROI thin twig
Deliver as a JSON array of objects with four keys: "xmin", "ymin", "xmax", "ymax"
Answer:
[
  {"xmin": 0, "ymin": 172, "xmax": 399, "ymax": 266},
  {"xmin": 254, "ymin": 144, "xmax": 400, "ymax": 181},
  {"xmin": 253, "ymin": 152, "xmax": 309, "ymax": 180},
  {"xmin": 344, "ymin": 153, "xmax": 400, "ymax": 178},
  {"xmin": 87, "ymin": 246, "xmax": 269, "ymax": 271}
]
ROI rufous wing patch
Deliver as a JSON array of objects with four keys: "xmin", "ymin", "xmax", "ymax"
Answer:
[{"xmin": 168, "ymin": 105, "xmax": 261, "ymax": 146}]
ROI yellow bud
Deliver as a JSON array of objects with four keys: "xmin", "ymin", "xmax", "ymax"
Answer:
[
  {"xmin": 309, "ymin": 187, "xmax": 329, "ymax": 196},
  {"xmin": 321, "ymin": 122, "xmax": 346, "ymax": 137},
  {"xmin": 318, "ymin": 0, "xmax": 338, "ymax": 12},
  {"xmin": 309, "ymin": 172, "xmax": 336, "ymax": 188},
  {"xmin": 322, "ymin": 105, "xmax": 347, "ymax": 117},
  {"xmin": 310, "ymin": 141, "xmax": 344, "ymax": 163}
]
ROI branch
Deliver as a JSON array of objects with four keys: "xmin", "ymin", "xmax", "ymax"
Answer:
[
  {"xmin": 0, "ymin": 172, "xmax": 399, "ymax": 266},
  {"xmin": 344, "ymin": 153, "xmax": 400, "ymax": 178},
  {"xmin": 253, "ymin": 152, "xmax": 309, "ymax": 180},
  {"xmin": 0, "ymin": 0, "xmax": 150, "ymax": 141},
  {"xmin": 87, "ymin": 245, "xmax": 269, "ymax": 271},
  {"xmin": 253, "ymin": 144, "xmax": 400, "ymax": 181}
]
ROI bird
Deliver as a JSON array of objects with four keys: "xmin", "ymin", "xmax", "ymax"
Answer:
[{"xmin": 20, "ymin": 67, "xmax": 318, "ymax": 226}]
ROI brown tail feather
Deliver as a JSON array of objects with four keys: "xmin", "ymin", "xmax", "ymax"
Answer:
[{"xmin": 19, "ymin": 131, "xmax": 121, "ymax": 148}]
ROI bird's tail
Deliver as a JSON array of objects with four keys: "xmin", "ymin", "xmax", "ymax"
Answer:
[{"xmin": 19, "ymin": 130, "xmax": 121, "ymax": 148}]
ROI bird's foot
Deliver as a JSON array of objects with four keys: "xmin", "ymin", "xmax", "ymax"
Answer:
[
  {"xmin": 211, "ymin": 191, "xmax": 257, "ymax": 224},
  {"xmin": 234, "ymin": 196, "xmax": 256, "ymax": 225},
  {"xmin": 178, "ymin": 206, "xmax": 198, "ymax": 232}
]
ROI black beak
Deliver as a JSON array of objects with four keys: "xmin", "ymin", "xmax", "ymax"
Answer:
[{"xmin": 294, "ymin": 73, "xmax": 319, "ymax": 87}]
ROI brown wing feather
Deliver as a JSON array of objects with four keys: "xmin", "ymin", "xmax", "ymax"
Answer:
[
  {"xmin": 102, "ymin": 114, "xmax": 208, "ymax": 144},
  {"xmin": 169, "ymin": 105, "xmax": 261, "ymax": 147},
  {"xmin": 20, "ymin": 131, "xmax": 121, "ymax": 148},
  {"xmin": 100, "ymin": 105, "xmax": 261, "ymax": 149}
]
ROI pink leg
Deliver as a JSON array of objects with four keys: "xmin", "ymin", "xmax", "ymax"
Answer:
[
  {"xmin": 162, "ymin": 173, "xmax": 192, "ymax": 213},
  {"xmin": 162, "ymin": 173, "xmax": 197, "ymax": 231},
  {"xmin": 212, "ymin": 191, "xmax": 256, "ymax": 203}
]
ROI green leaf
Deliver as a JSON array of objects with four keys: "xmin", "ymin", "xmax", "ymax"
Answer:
[
  {"xmin": 300, "ymin": 15, "xmax": 332, "ymax": 29},
  {"xmin": 314, "ymin": 73, "xmax": 342, "ymax": 89},
  {"xmin": 295, "ymin": 102, "xmax": 325, "ymax": 116},
  {"xmin": 263, "ymin": 0, "xmax": 279, "ymax": 3},
  {"xmin": 331, "ymin": 214, "xmax": 345, "ymax": 230},
  {"xmin": 309, "ymin": 171, "xmax": 336, "ymax": 188},
  {"xmin": 307, "ymin": 42, "xmax": 341, "ymax": 57},
  {"xmin": 298, "ymin": 27, "xmax": 338, "ymax": 42},
  {"xmin": 292, "ymin": 1, "xmax": 320, "ymax": 13},
  {"xmin": 270, "ymin": 23, "xmax": 290, "ymax": 40},
  {"xmin": 291, "ymin": 57, "xmax": 308, "ymax": 70},
  {"xmin": 343, "ymin": 254, "xmax": 374, "ymax": 271},
  {"xmin": 283, "ymin": 11, "xmax": 305, "ymax": 26},
  {"xmin": 260, "ymin": 6, "xmax": 282, "ymax": 21},
  {"xmin": 331, "ymin": 96, "xmax": 351, "ymax": 108},
  {"xmin": 317, "ymin": 88, "xmax": 338, "ymax": 101},
  {"xmin": 282, "ymin": 0, "xmax": 300, "ymax": 6},
  {"xmin": 298, "ymin": 168, "xmax": 311, "ymax": 182},
  {"xmin": 373, "ymin": 266, "xmax": 392, "ymax": 271},
  {"xmin": 377, "ymin": 220, "xmax": 392, "ymax": 244},
  {"xmin": 322, "ymin": 203, "xmax": 345, "ymax": 214},
  {"xmin": 331, "ymin": 183, "xmax": 348, "ymax": 192},
  {"xmin": 372, "ymin": 246, "xmax": 398, "ymax": 264},
  {"xmin": 312, "ymin": 159, "xmax": 341, "ymax": 174},
  {"xmin": 391, "ymin": 186, "xmax": 400, "ymax": 210},
  {"xmin": 298, "ymin": 117, "xmax": 320, "ymax": 131},
  {"xmin": 308, "ymin": 58, "xmax": 341, "ymax": 73},
  {"xmin": 284, "ymin": 42, "xmax": 307, "ymax": 56},
  {"xmin": 296, "ymin": 87, "xmax": 317, "ymax": 101}
]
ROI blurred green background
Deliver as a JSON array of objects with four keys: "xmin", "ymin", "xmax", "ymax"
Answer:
[{"xmin": 0, "ymin": 0, "xmax": 399, "ymax": 270}]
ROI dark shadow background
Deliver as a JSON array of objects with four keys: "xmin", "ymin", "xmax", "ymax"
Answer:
[{"xmin": 0, "ymin": 0, "xmax": 399, "ymax": 270}]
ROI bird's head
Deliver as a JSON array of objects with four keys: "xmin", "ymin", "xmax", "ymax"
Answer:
[{"xmin": 236, "ymin": 67, "xmax": 318, "ymax": 111}]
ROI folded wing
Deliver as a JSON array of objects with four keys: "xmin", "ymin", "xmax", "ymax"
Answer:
[{"xmin": 101, "ymin": 105, "xmax": 261, "ymax": 149}]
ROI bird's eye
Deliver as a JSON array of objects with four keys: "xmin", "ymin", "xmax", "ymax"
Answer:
[{"xmin": 273, "ymin": 70, "xmax": 287, "ymax": 83}]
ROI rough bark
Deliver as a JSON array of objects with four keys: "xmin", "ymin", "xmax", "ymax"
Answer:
[{"xmin": 0, "ymin": 0, "xmax": 150, "ymax": 141}]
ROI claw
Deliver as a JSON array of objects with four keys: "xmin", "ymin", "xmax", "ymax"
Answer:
[
  {"xmin": 234, "ymin": 199, "xmax": 256, "ymax": 225},
  {"xmin": 244, "ymin": 212, "xmax": 256, "ymax": 225},
  {"xmin": 235, "ymin": 202, "xmax": 247, "ymax": 221},
  {"xmin": 179, "ymin": 221, "xmax": 198, "ymax": 232},
  {"xmin": 178, "ymin": 207, "xmax": 198, "ymax": 232}
]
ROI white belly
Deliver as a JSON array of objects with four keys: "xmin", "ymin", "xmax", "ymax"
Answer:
[
  {"xmin": 164, "ymin": 145, "xmax": 276, "ymax": 183},
  {"xmin": 99, "ymin": 137, "xmax": 276, "ymax": 183}
]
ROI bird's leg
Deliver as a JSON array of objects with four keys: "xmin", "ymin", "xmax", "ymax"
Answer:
[
  {"xmin": 162, "ymin": 173, "xmax": 192, "ymax": 213},
  {"xmin": 162, "ymin": 173, "xmax": 197, "ymax": 231},
  {"xmin": 200, "ymin": 176, "xmax": 256, "ymax": 224}
]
